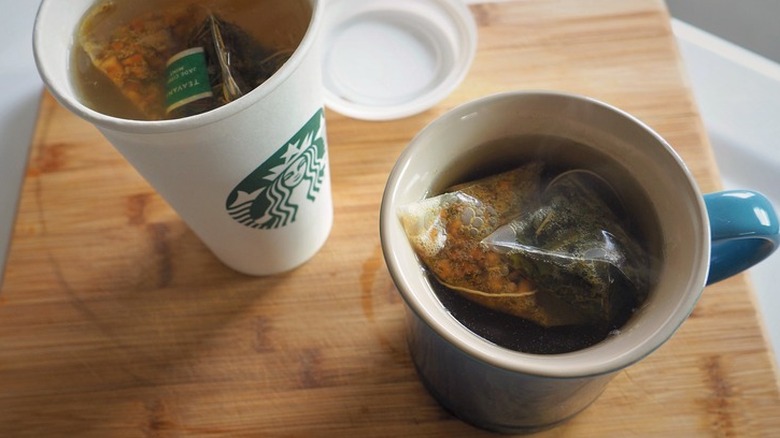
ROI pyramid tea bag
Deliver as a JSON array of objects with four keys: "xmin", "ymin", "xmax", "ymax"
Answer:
[
  {"xmin": 483, "ymin": 170, "xmax": 653, "ymax": 325},
  {"xmin": 78, "ymin": 3, "xmax": 203, "ymax": 119},
  {"xmin": 398, "ymin": 163, "xmax": 588, "ymax": 327},
  {"xmin": 399, "ymin": 163, "xmax": 655, "ymax": 329},
  {"xmin": 167, "ymin": 14, "xmax": 294, "ymax": 118},
  {"xmin": 76, "ymin": 1, "xmax": 296, "ymax": 120}
]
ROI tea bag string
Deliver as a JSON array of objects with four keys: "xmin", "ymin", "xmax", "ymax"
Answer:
[{"xmin": 209, "ymin": 14, "xmax": 244, "ymax": 102}]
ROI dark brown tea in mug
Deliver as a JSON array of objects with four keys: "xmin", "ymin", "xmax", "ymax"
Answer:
[
  {"xmin": 71, "ymin": 0, "xmax": 312, "ymax": 120},
  {"xmin": 401, "ymin": 135, "xmax": 663, "ymax": 354}
]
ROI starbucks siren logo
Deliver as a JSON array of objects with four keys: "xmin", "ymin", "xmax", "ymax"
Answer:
[{"xmin": 226, "ymin": 109, "xmax": 327, "ymax": 229}]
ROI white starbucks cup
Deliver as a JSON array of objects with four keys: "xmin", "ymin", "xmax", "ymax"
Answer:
[{"xmin": 33, "ymin": 0, "xmax": 332, "ymax": 275}]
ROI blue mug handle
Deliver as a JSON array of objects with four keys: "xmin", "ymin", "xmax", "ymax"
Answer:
[{"xmin": 705, "ymin": 190, "xmax": 780, "ymax": 284}]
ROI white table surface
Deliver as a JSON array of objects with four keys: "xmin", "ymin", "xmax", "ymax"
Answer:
[
  {"xmin": 673, "ymin": 20, "xmax": 780, "ymax": 368},
  {"xmin": 0, "ymin": 0, "xmax": 42, "ymax": 286}
]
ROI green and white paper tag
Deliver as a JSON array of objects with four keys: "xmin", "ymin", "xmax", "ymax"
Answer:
[{"xmin": 165, "ymin": 47, "xmax": 213, "ymax": 113}]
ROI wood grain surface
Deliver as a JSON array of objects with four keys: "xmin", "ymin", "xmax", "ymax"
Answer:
[{"xmin": 2, "ymin": 1, "xmax": 779, "ymax": 436}]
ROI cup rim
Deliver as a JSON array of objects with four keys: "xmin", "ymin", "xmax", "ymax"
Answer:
[
  {"xmin": 33, "ymin": 0, "xmax": 322, "ymax": 135},
  {"xmin": 380, "ymin": 90, "xmax": 710, "ymax": 378}
]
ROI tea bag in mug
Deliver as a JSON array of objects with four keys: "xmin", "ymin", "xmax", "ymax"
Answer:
[
  {"xmin": 398, "ymin": 163, "xmax": 588, "ymax": 327},
  {"xmin": 483, "ymin": 170, "xmax": 653, "ymax": 325}
]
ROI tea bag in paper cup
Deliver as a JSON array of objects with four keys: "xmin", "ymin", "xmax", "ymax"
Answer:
[
  {"xmin": 77, "ymin": 2, "xmax": 298, "ymax": 121},
  {"xmin": 483, "ymin": 170, "xmax": 654, "ymax": 325},
  {"xmin": 169, "ymin": 13, "xmax": 295, "ymax": 118},
  {"xmin": 397, "ymin": 163, "xmax": 588, "ymax": 327},
  {"xmin": 78, "ymin": 3, "xmax": 203, "ymax": 119},
  {"xmin": 38, "ymin": 0, "xmax": 331, "ymax": 275}
]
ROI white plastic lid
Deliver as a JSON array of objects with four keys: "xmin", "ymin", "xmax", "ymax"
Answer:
[{"xmin": 321, "ymin": 0, "xmax": 478, "ymax": 121}]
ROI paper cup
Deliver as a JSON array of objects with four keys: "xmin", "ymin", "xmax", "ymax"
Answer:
[{"xmin": 34, "ymin": 0, "xmax": 332, "ymax": 275}]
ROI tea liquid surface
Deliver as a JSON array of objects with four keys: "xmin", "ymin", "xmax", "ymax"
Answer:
[{"xmin": 71, "ymin": 0, "xmax": 312, "ymax": 120}]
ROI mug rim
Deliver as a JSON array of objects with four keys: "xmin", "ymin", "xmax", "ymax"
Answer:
[
  {"xmin": 33, "ymin": 0, "xmax": 322, "ymax": 135},
  {"xmin": 380, "ymin": 90, "xmax": 710, "ymax": 378}
]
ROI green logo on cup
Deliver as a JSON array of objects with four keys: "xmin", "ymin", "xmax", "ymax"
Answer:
[{"xmin": 226, "ymin": 109, "xmax": 327, "ymax": 229}]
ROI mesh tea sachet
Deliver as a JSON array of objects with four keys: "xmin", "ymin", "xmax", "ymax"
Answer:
[{"xmin": 398, "ymin": 163, "xmax": 654, "ymax": 329}]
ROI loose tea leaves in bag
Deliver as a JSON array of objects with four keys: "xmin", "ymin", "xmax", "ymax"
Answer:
[
  {"xmin": 483, "ymin": 169, "xmax": 653, "ymax": 325},
  {"xmin": 78, "ymin": 3, "xmax": 203, "ymax": 119},
  {"xmin": 78, "ymin": 1, "xmax": 295, "ymax": 120},
  {"xmin": 398, "ymin": 163, "xmax": 588, "ymax": 328},
  {"xmin": 169, "ymin": 14, "xmax": 294, "ymax": 118},
  {"xmin": 398, "ymin": 164, "xmax": 654, "ymax": 328}
]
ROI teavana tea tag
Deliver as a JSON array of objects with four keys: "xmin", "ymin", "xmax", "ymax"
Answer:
[{"xmin": 165, "ymin": 47, "xmax": 213, "ymax": 113}]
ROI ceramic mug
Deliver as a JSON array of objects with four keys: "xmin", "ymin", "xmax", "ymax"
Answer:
[
  {"xmin": 34, "ymin": 0, "xmax": 332, "ymax": 276},
  {"xmin": 380, "ymin": 91, "xmax": 779, "ymax": 433}
]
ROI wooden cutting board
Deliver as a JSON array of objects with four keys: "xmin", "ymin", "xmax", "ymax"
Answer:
[{"xmin": 2, "ymin": 1, "xmax": 778, "ymax": 436}]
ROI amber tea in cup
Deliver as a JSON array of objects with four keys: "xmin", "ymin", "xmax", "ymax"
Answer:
[
  {"xmin": 71, "ymin": 0, "xmax": 312, "ymax": 120},
  {"xmin": 399, "ymin": 134, "xmax": 664, "ymax": 354}
]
